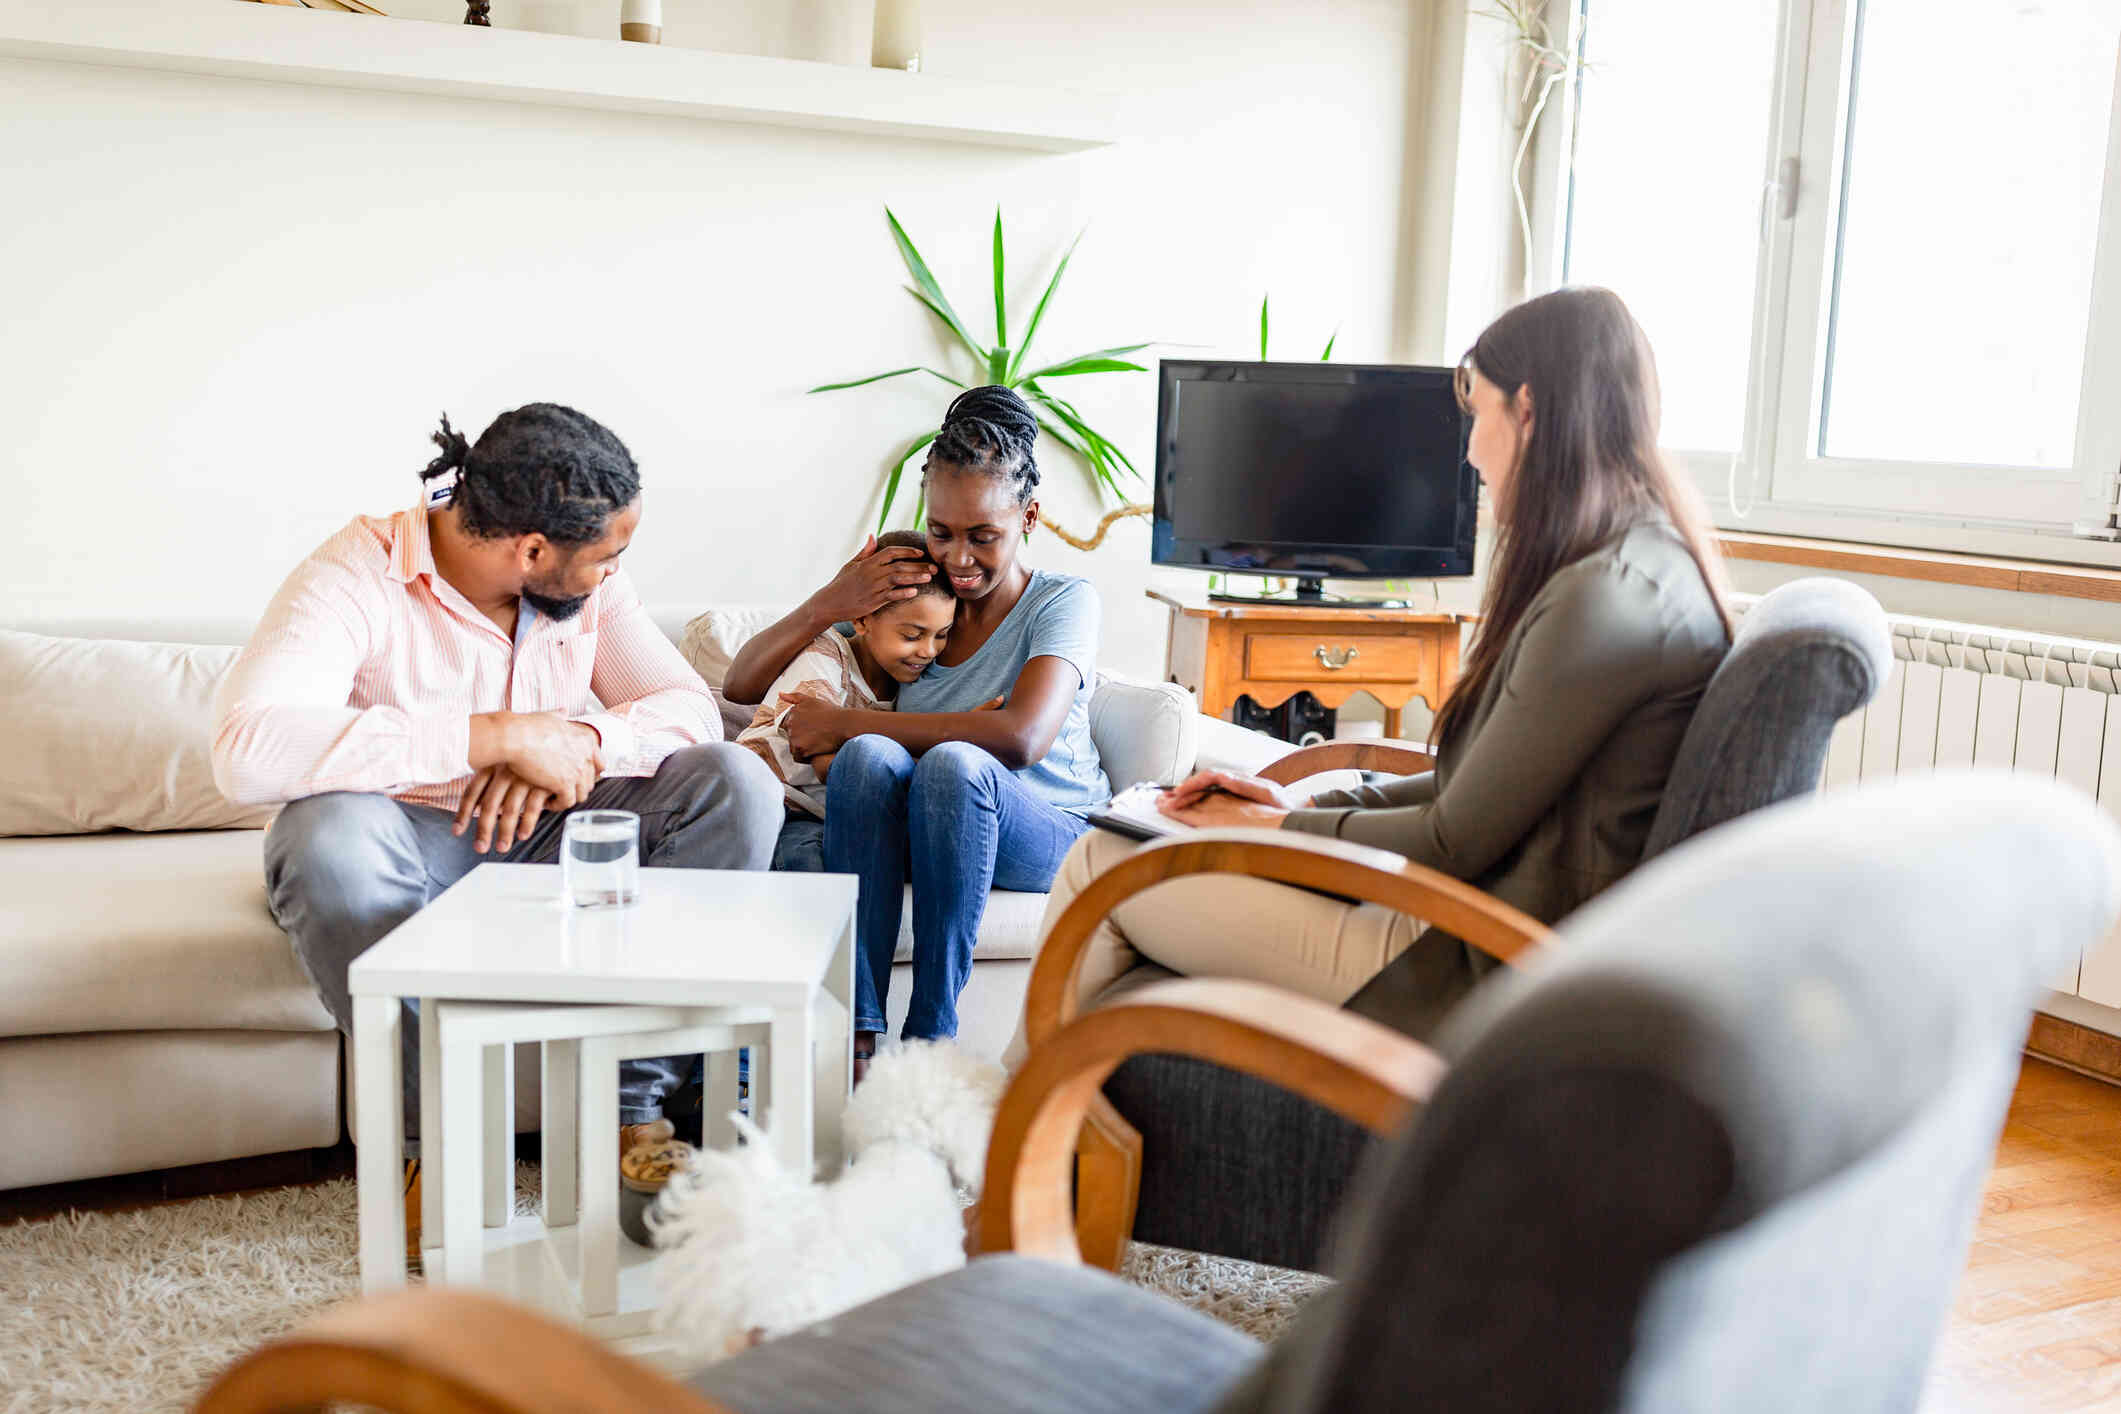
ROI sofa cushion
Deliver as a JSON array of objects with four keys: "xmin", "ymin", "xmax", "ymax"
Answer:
[
  {"xmin": 1090, "ymin": 674, "xmax": 1198, "ymax": 788},
  {"xmin": 678, "ymin": 606, "xmax": 791, "ymax": 695},
  {"xmin": 0, "ymin": 830, "xmax": 334, "ymax": 1037},
  {"xmin": 0, "ymin": 1030, "xmax": 340, "ymax": 1190},
  {"xmin": 893, "ymin": 885, "xmax": 1046, "ymax": 964},
  {"xmin": 0, "ymin": 631, "xmax": 276, "ymax": 836}
]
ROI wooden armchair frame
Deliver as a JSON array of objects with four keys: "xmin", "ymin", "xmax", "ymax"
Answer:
[
  {"xmin": 194, "ymin": 979, "xmax": 1447, "ymax": 1414},
  {"xmin": 1020, "ymin": 736, "xmax": 1553, "ymax": 1270},
  {"xmin": 1255, "ymin": 737, "xmax": 1437, "ymax": 784}
]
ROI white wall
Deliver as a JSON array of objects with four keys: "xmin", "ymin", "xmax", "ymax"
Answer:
[{"xmin": 0, "ymin": 0, "xmax": 1427, "ymax": 682}]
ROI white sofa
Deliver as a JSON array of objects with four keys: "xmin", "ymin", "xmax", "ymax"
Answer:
[{"xmin": 0, "ymin": 608, "xmax": 1291, "ymax": 1191}]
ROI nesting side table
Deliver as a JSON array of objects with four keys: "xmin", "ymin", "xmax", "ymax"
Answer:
[{"xmin": 346, "ymin": 863, "xmax": 858, "ymax": 1341}]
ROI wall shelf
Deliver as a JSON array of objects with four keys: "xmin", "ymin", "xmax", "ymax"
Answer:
[{"xmin": 0, "ymin": 0, "xmax": 1118, "ymax": 153}]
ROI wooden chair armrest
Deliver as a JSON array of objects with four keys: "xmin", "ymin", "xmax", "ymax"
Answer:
[
  {"xmin": 983, "ymin": 976, "xmax": 1446, "ymax": 1264},
  {"xmin": 194, "ymin": 1286, "xmax": 729, "ymax": 1414},
  {"xmin": 1022, "ymin": 827, "xmax": 1553, "ymax": 1051},
  {"xmin": 1257, "ymin": 738, "xmax": 1436, "ymax": 785}
]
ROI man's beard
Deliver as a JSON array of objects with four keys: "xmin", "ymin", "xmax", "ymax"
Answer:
[{"xmin": 522, "ymin": 582, "xmax": 591, "ymax": 621}]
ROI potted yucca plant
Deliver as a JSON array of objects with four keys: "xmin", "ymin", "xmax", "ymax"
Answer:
[{"xmin": 812, "ymin": 208, "xmax": 1152, "ymax": 531}]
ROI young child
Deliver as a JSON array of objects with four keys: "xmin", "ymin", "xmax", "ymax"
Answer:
[{"xmin": 740, "ymin": 530, "xmax": 957, "ymax": 873}]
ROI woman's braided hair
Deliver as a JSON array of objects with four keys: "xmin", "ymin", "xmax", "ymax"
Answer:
[
  {"xmin": 420, "ymin": 403, "xmax": 641, "ymax": 547},
  {"xmin": 923, "ymin": 385, "xmax": 1040, "ymax": 506}
]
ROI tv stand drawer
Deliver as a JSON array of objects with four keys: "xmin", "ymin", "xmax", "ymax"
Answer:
[{"xmin": 1243, "ymin": 632, "xmax": 1425, "ymax": 683}]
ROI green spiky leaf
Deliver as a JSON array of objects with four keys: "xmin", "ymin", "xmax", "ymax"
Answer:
[
  {"xmin": 1019, "ymin": 344, "xmax": 1152, "ymax": 382},
  {"xmin": 877, "ymin": 430, "xmax": 939, "ymax": 532},
  {"xmin": 1026, "ymin": 382, "xmax": 1140, "ymax": 478},
  {"xmin": 1026, "ymin": 387, "xmax": 1138, "ymax": 495},
  {"xmin": 1037, "ymin": 417, "xmax": 1122, "ymax": 501},
  {"xmin": 991, "ymin": 208, "xmax": 1007, "ymax": 353},
  {"xmin": 1022, "ymin": 357, "xmax": 1146, "ymax": 378},
  {"xmin": 1006, "ymin": 228, "xmax": 1084, "ymax": 383},
  {"xmin": 905, "ymin": 287, "xmax": 990, "ymax": 366},
  {"xmin": 1259, "ymin": 294, "xmax": 1269, "ymax": 361},
  {"xmin": 1321, "ymin": 327, "xmax": 1339, "ymax": 361},
  {"xmin": 888, "ymin": 208, "xmax": 987, "ymax": 362},
  {"xmin": 809, "ymin": 366, "xmax": 965, "ymax": 394}
]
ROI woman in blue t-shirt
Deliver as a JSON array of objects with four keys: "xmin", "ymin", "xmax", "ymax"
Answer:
[{"xmin": 722, "ymin": 386, "xmax": 1111, "ymax": 1069}]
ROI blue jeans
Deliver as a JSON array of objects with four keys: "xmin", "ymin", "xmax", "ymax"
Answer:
[
  {"xmin": 824, "ymin": 736, "xmax": 1089, "ymax": 1040},
  {"xmin": 773, "ymin": 815, "xmax": 827, "ymax": 873}
]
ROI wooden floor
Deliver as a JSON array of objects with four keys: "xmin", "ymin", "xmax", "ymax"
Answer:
[
  {"xmin": 7, "ymin": 1060, "xmax": 2121, "ymax": 1407},
  {"xmin": 1925, "ymin": 1059, "xmax": 2121, "ymax": 1412}
]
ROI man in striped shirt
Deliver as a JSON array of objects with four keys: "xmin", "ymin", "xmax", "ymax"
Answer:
[{"xmin": 213, "ymin": 404, "xmax": 781, "ymax": 1191}]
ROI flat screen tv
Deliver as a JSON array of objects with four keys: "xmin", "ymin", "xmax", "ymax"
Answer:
[{"xmin": 1151, "ymin": 359, "xmax": 1477, "ymax": 602}]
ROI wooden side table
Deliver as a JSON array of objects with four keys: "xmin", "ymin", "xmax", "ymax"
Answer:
[{"xmin": 1149, "ymin": 590, "xmax": 1465, "ymax": 739}]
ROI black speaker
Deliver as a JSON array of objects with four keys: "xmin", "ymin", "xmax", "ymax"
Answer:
[
  {"xmin": 1279, "ymin": 692, "xmax": 1338, "ymax": 748},
  {"xmin": 1229, "ymin": 692, "xmax": 1337, "ymax": 745},
  {"xmin": 1230, "ymin": 694, "xmax": 1280, "ymax": 735}
]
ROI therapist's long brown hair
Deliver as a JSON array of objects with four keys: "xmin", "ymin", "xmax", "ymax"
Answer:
[{"xmin": 1431, "ymin": 287, "xmax": 1732, "ymax": 751}]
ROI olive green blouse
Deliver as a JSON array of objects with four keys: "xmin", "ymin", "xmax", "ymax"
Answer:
[{"xmin": 1283, "ymin": 519, "xmax": 1729, "ymax": 933}]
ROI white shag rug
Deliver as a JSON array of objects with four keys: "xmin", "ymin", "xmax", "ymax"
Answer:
[{"xmin": 0, "ymin": 1166, "xmax": 1327, "ymax": 1414}]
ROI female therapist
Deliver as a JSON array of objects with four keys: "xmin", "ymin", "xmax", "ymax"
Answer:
[{"xmin": 1017, "ymin": 287, "xmax": 1733, "ymax": 1053}]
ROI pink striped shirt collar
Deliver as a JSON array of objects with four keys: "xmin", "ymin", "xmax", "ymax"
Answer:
[{"xmin": 386, "ymin": 498, "xmax": 438, "ymax": 586}]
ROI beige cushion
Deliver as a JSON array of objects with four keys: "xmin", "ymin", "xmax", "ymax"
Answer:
[
  {"xmin": 0, "ymin": 630, "xmax": 275, "ymax": 836},
  {"xmin": 895, "ymin": 885, "xmax": 1047, "ymax": 964},
  {"xmin": 0, "ymin": 830, "xmax": 333, "ymax": 1037},
  {"xmin": 1089, "ymin": 673, "xmax": 1198, "ymax": 788},
  {"xmin": 0, "ymin": 1030, "xmax": 340, "ymax": 1189},
  {"xmin": 678, "ymin": 606, "xmax": 791, "ymax": 696}
]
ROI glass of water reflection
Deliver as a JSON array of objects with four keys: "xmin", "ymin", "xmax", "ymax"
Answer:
[{"xmin": 562, "ymin": 809, "xmax": 640, "ymax": 908}]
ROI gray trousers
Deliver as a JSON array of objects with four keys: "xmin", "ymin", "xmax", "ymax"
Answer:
[{"xmin": 264, "ymin": 742, "xmax": 784, "ymax": 1137}]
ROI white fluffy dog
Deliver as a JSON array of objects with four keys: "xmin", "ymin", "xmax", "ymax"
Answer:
[{"xmin": 652, "ymin": 1040, "xmax": 1007, "ymax": 1363}]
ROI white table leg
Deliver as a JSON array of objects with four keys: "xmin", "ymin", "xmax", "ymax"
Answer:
[
  {"xmin": 768, "ymin": 1004, "xmax": 814, "ymax": 1179},
  {"xmin": 578, "ymin": 1035, "xmax": 621, "ymax": 1317},
  {"xmin": 482, "ymin": 1042, "xmax": 512, "ymax": 1228},
  {"xmin": 418, "ymin": 996, "xmax": 440, "ymax": 1253},
  {"xmin": 825, "ymin": 913, "xmax": 856, "ymax": 1031},
  {"xmin": 353, "ymin": 994, "xmax": 406, "ymax": 1293},
  {"xmin": 811, "ymin": 992, "xmax": 849, "ymax": 1174},
  {"xmin": 818, "ymin": 914, "xmax": 855, "ymax": 1170},
  {"xmin": 542, "ymin": 1038, "xmax": 578, "ymax": 1229},
  {"xmin": 704, "ymin": 1047, "xmax": 740, "ymax": 1151},
  {"xmin": 748, "ymin": 1028, "xmax": 769, "ymax": 1137},
  {"xmin": 440, "ymin": 1021, "xmax": 485, "ymax": 1286}
]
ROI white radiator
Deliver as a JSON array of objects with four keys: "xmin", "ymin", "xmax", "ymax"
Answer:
[{"xmin": 1811, "ymin": 609, "xmax": 2121, "ymax": 1005}]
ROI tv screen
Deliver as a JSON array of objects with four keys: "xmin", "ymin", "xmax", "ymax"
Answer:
[{"xmin": 1151, "ymin": 360, "xmax": 1477, "ymax": 582}]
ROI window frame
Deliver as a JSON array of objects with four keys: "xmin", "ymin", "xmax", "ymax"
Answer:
[{"xmin": 1523, "ymin": 0, "xmax": 2121, "ymax": 566}]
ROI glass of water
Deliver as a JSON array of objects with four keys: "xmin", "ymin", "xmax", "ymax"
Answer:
[{"xmin": 562, "ymin": 809, "xmax": 640, "ymax": 909}]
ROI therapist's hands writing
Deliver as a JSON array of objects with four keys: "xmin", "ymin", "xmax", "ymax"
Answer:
[{"xmin": 1155, "ymin": 769, "xmax": 1307, "ymax": 829}]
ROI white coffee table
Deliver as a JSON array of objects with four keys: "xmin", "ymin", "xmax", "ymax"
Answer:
[{"xmin": 346, "ymin": 863, "xmax": 857, "ymax": 1317}]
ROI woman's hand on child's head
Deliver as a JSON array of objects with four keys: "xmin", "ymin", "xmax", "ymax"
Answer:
[{"xmin": 809, "ymin": 534, "xmax": 936, "ymax": 623}]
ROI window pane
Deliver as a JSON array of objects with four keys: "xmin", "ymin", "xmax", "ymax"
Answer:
[
  {"xmin": 1821, "ymin": 0, "xmax": 2121, "ymax": 468},
  {"xmin": 1563, "ymin": 0, "xmax": 1782, "ymax": 451}
]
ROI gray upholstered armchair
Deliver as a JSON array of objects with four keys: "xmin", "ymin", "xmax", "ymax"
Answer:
[
  {"xmin": 197, "ymin": 776, "xmax": 2115, "ymax": 1414},
  {"xmin": 1031, "ymin": 576, "xmax": 1894, "ymax": 1272}
]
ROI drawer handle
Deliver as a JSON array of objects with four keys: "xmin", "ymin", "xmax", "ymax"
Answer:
[{"xmin": 1315, "ymin": 645, "xmax": 1360, "ymax": 671}]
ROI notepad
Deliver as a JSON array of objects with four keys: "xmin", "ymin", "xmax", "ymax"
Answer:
[{"xmin": 1087, "ymin": 782, "xmax": 1189, "ymax": 842}]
